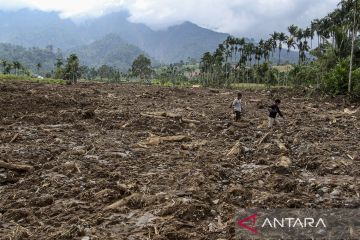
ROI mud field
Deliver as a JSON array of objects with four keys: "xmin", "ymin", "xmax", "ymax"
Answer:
[{"xmin": 0, "ymin": 81, "xmax": 360, "ymax": 239}]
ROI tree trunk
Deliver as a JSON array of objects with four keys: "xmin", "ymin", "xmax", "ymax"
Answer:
[
  {"xmin": 278, "ymin": 48, "xmax": 281, "ymax": 65},
  {"xmin": 349, "ymin": 1, "xmax": 357, "ymax": 93}
]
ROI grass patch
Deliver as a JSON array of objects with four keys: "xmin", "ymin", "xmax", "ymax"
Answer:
[
  {"xmin": 231, "ymin": 83, "xmax": 267, "ymax": 89},
  {"xmin": 231, "ymin": 83, "xmax": 292, "ymax": 90},
  {"xmin": 0, "ymin": 74, "xmax": 66, "ymax": 84}
]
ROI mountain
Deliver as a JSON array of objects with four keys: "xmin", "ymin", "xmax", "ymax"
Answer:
[
  {"xmin": 69, "ymin": 34, "xmax": 148, "ymax": 71},
  {"xmin": 0, "ymin": 9, "xmax": 229, "ymax": 64},
  {"xmin": 0, "ymin": 10, "xmax": 84, "ymax": 49},
  {"xmin": 0, "ymin": 43, "xmax": 60, "ymax": 72}
]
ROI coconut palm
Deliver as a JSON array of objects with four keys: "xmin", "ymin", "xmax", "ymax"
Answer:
[
  {"xmin": 278, "ymin": 32, "xmax": 287, "ymax": 65},
  {"xmin": 286, "ymin": 36, "xmax": 296, "ymax": 55},
  {"xmin": 270, "ymin": 32, "xmax": 280, "ymax": 57}
]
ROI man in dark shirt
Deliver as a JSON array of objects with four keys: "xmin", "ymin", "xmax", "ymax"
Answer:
[{"xmin": 268, "ymin": 99, "xmax": 283, "ymax": 128}]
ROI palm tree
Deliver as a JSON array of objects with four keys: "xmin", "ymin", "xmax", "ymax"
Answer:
[
  {"xmin": 200, "ymin": 52, "xmax": 213, "ymax": 84},
  {"xmin": 343, "ymin": 0, "xmax": 359, "ymax": 92},
  {"xmin": 311, "ymin": 19, "xmax": 321, "ymax": 47},
  {"xmin": 286, "ymin": 36, "xmax": 296, "ymax": 55},
  {"xmin": 278, "ymin": 32, "xmax": 287, "ymax": 65},
  {"xmin": 263, "ymin": 40, "xmax": 272, "ymax": 63},
  {"xmin": 304, "ymin": 27, "xmax": 313, "ymax": 48},
  {"xmin": 295, "ymin": 28, "xmax": 305, "ymax": 64},
  {"xmin": 270, "ymin": 32, "xmax": 279, "ymax": 57}
]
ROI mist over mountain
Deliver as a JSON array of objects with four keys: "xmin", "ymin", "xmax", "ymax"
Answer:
[
  {"xmin": 68, "ymin": 34, "xmax": 148, "ymax": 71},
  {"xmin": 0, "ymin": 9, "xmax": 229, "ymax": 65}
]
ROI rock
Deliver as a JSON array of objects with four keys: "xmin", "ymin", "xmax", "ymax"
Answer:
[
  {"xmin": 276, "ymin": 156, "xmax": 292, "ymax": 168},
  {"xmin": 273, "ymin": 156, "xmax": 292, "ymax": 173},
  {"xmin": 54, "ymin": 138, "xmax": 63, "ymax": 144},
  {"xmin": 330, "ymin": 189, "xmax": 342, "ymax": 198},
  {"xmin": 318, "ymin": 186, "xmax": 330, "ymax": 196},
  {"xmin": 136, "ymin": 212, "xmax": 158, "ymax": 228}
]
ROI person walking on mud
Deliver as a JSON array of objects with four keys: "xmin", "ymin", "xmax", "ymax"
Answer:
[
  {"xmin": 268, "ymin": 99, "xmax": 283, "ymax": 128},
  {"xmin": 230, "ymin": 92, "xmax": 242, "ymax": 122}
]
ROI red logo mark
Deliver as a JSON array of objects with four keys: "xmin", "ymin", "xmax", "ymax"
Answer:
[{"xmin": 237, "ymin": 214, "xmax": 258, "ymax": 234}]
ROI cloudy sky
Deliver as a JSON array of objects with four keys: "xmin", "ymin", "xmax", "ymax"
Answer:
[{"xmin": 0, "ymin": 0, "xmax": 339, "ymax": 38}]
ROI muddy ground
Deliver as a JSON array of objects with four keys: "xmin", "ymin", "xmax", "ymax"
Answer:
[{"xmin": 0, "ymin": 80, "xmax": 359, "ymax": 240}]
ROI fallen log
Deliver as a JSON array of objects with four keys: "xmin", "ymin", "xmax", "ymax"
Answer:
[
  {"xmin": 104, "ymin": 193, "xmax": 141, "ymax": 210},
  {"xmin": 0, "ymin": 160, "xmax": 33, "ymax": 172},
  {"xmin": 139, "ymin": 135, "xmax": 190, "ymax": 146}
]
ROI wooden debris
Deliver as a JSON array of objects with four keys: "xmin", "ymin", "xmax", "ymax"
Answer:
[
  {"xmin": 226, "ymin": 141, "xmax": 241, "ymax": 157},
  {"xmin": 274, "ymin": 140, "xmax": 288, "ymax": 152},
  {"xmin": 104, "ymin": 193, "xmax": 141, "ymax": 210},
  {"xmin": 344, "ymin": 108, "xmax": 358, "ymax": 115},
  {"xmin": 139, "ymin": 135, "xmax": 190, "ymax": 146},
  {"xmin": 142, "ymin": 111, "xmax": 200, "ymax": 124},
  {"xmin": 0, "ymin": 160, "xmax": 33, "ymax": 172},
  {"xmin": 9, "ymin": 133, "xmax": 19, "ymax": 143},
  {"xmin": 181, "ymin": 140, "xmax": 208, "ymax": 150},
  {"xmin": 121, "ymin": 122, "xmax": 131, "ymax": 128},
  {"xmin": 258, "ymin": 132, "xmax": 270, "ymax": 145}
]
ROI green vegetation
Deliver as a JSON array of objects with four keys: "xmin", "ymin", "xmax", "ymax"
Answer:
[
  {"xmin": 197, "ymin": 0, "xmax": 360, "ymax": 97},
  {"xmin": 63, "ymin": 54, "xmax": 81, "ymax": 84},
  {"xmin": 0, "ymin": 74, "xmax": 66, "ymax": 84},
  {"xmin": 0, "ymin": 0, "xmax": 358, "ymax": 95},
  {"xmin": 131, "ymin": 55, "xmax": 153, "ymax": 80},
  {"xmin": 0, "ymin": 43, "xmax": 61, "ymax": 73}
]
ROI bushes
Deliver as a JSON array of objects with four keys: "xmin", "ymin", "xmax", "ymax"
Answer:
[
  {"xmin": 289, "ymin": 64, "xmax": 321, "ymax": 87},
  {"xmin": 323, "ymin": 59, "xmax": 349, "ymax": 95},
  {"xmin": 352, "ymin": 68, "xmax": 360, "ymax": 97}
]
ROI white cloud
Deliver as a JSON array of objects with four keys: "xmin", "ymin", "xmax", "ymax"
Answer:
[{"xmin": 0, "ymin": 0, "xmax": 340, "ymax": 37}]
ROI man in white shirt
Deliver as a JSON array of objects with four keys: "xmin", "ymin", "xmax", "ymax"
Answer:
[{"xmin": 230, "ymin": 92, "xmax": 242, "ymax": 122}]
